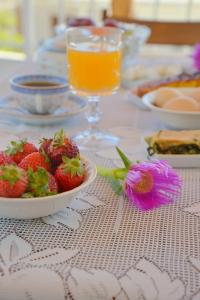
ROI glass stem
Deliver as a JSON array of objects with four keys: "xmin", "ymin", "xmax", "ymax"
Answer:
[{"xmin": 86, "ymin": 96, "xmax": 101, "ymax": 133}]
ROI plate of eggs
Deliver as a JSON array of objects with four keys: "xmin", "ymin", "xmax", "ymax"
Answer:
[{"xmin": 142, "ymin": 87, "xmax": 200, "ymax": 129}]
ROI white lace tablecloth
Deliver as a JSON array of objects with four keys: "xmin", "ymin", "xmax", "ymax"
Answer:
[{"xmin": 0, "ymin": 59, "xmax": 200, "ymax": 300}]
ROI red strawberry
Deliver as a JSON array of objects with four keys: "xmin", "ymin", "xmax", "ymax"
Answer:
[
  {"xmin": 24, "ymin": 167, "xmax": 58, "ymax": 197},
  {"xmin": 39, "ymin": 138, "xmax": 52, "ymax": 155},
  {"xmin": 5, "ymin": 139, "xmax": 38, "ymax": 164},
  {"xmin": 0, "ymin": 165, "xmax": 28, "ymax": 198},
  {"xmin": 48, "ymin": 173, "xmax": 58, "ymax": 192},
  {"xmin": 55, "ymin": 157, "xmax": 85, "ymax": 192},
  {"xmin": 0, "ymin": 151, "xmax": 14, "ymax": 166},
  {"xmin": 40, "ymin": 129, "xmax": 79, "ymax": 168},
  {"xmin": 18, "ymin": 152, "xmax": 50, "ymax": 172}
]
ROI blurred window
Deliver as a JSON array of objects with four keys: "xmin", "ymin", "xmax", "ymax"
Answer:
[
  {"xmin": 0, "ymin": 0, "xmax": 200, "ymax": 59},
  {"xmin": 134, "ymin": 0, "xmax": 200, "ymax": 21},
  {"xmin": 0, "ymin": 0, "xmax": 24, "ymax": 59}
]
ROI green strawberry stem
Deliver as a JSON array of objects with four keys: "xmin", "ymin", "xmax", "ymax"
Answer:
[
  {"xmin": 62, "ymin": 156, "xmax": 84, "ymax": 176},
  {"xmin": 53, "ymin": 128, "xmax": 65, "ymax": 148},
  {"xmin": 27, "ymin": 167, "xmax": 57, "ymax": 197},
  {"xmin": 5, "ymin": 139, "xmax": 27, "ymax": 155},
  {"xmin": 0, "ymin": 165, "xmax": 24, "ymax": 187}
]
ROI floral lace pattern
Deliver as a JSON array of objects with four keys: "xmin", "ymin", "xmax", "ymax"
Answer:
[
  {"xmin": 0, "ymin": 129, "xmax": 199, "ymax": 299},
  {"xmin": 42, "ymin": 192, "xmax": 105, "ymax": 230},
  {"xmin": 0, "ymin": 234, "xmax": 186, "ymax": 300}
]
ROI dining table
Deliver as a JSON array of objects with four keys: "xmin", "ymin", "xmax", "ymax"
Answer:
[{"xmin": 0, "ymin": 53, "xmax": 199, "ymax": 300}]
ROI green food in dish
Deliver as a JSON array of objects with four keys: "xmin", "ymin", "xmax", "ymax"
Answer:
[{"xmin": 145, "ymin": 130, "xmax": 200, "ymax": 155}]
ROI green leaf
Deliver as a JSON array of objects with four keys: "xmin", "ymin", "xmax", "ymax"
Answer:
[
  {"xmin": 116, "ymin": 147, "xmax": 132, "ymax": 169},
  {"xmin": 108, "ymin": 176, "xmax": 123, "ymax": 195},
  {"xmin": 97, "ymin": 150, "xmax": 130, "ymax": 196},
  {"xmin": 97, "ymin": 166, "xmax": 124, "ymax": 195}
]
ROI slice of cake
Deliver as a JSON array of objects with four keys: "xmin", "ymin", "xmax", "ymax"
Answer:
[{"xmin": 145, "ymin": 130, "xmax": 200, "ymax": 155}]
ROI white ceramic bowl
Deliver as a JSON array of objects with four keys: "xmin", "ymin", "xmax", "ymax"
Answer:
[
  {"xmin": 143, "ymin": 89, "xmax": 200, "ymax": 129},
  {"xmin": 0, "ymin": 157, "xmax": 96, "ymax": 219},
  {"xmin": 10, "ymin": 74, "xmax": 68, "ymax": 115}
]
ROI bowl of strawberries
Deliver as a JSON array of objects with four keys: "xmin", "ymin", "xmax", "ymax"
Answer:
[{"xmin": 0, "ymin": 129, "xmax": 96, "ymax": 219}]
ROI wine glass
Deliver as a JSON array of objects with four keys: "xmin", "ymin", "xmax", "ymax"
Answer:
[{"xmin": 66, "ymin": 26, "xmax": 123, "ymax": 149}]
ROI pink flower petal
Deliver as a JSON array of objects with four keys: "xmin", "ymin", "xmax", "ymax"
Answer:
[{"xmin": 125, "ymin": 160, "xmax": 182, "ymax": 211}]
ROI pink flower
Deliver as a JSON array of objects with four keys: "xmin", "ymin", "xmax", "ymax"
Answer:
[
  {"xmin": 125, "ymin": 160, "xmax": 182, "ymax": 211},
  {"xmin": 192, "ymin": 43, "xmax": 200, "ymax": 71}
]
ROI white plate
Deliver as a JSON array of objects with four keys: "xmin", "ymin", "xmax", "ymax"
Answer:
[
  {"xmin": 143, "ymin": 133, "xmax": 200, "ymax": 168},
  {"xmin": 142, "ymin": 88, "xmax": 200, "ymax": 129},
  {"xmin": 0, "ymin": 93, "xmax": 87, "ymax": 125},
  {"xmin": 150, "ymin": 153, "xmax": 200, "ymax": 168},
  {"xmin": 0, "ymin": 156, "xmax": 96, "ymax": 219}
]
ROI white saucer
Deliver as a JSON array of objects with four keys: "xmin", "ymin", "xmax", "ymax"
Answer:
[{"xmin": 0, "ymin": 93, "xmax": 87, "ymax": 125}]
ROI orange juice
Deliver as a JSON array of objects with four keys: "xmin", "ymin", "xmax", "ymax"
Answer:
[{"xmin": 67, "ymin": 45, "xmax": 121, "ymax": 95}]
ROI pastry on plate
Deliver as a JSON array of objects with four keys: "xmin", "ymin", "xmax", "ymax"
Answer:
[
  {"xmin": 145, "ymin": 130, "xmax": 200, "ymax": 155},
  {"xmin": 133, "ymin": 72, "xmax": 200, "ymax": 97}
]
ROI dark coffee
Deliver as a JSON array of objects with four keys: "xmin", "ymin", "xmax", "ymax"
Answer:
[{"xmin": 21, "ymin": 81, "xmax": 61, "ymax": 87}]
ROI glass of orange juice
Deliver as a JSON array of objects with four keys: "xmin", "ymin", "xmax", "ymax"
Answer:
[{"xmin": 66, "ymin": 26, "xmax": 122, "ymax": 149}]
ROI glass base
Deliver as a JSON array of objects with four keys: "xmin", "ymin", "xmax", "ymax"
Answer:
[{"xmin": 73, "ymin": 129, "xmax": 120, "ymax": 151}]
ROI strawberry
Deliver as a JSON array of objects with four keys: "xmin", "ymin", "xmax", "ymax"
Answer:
[
  {"xmin": 39, "ymin": 138, "xmax": 52, "ymax": 155},
  {"xmin": 18, "ymin": 152, "xmax": 51, "ymax": 172},
  {"xmin": 40, "ymin": 129, "xmax": 79, "ymax": 168},
  {"xmin": 0, "ymin": 165, "xmax": 28, "ymax": 197},
  {"xmin": 24, "ymin": 167, "xmax": 58, "ymax": 198},
  {"xmin": 55, "ymin": 157, "xmax": 85, "ymax": 192},
  {"xmin": 5, "ymin": 138, "xmax": 38, "ymax": 164},
  {"xmin": 0, "ymin": 151, "xmax": 15, "ymax": 166}
]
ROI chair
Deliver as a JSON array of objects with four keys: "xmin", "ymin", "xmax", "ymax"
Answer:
[
  {"xmin": 103, "ymin": 12, "xmax": 200, "ymax": 46},
  {"xmin": 111, "ymin": 0, "xmax": 133, "ymax": 19}
]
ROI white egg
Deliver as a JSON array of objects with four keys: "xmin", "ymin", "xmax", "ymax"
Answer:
[
  {"xmin": 162, "ymin": 95, "xmax": 200, "ymax": 112},
  {"xmin": 153, "ymin": 87, "xmax": 183, "ymax": 107}
]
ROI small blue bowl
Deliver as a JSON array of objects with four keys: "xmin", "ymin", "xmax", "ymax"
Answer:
[{"xmin": 10, "ymin": 74, "xmax": 68, "ymax": 114}]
